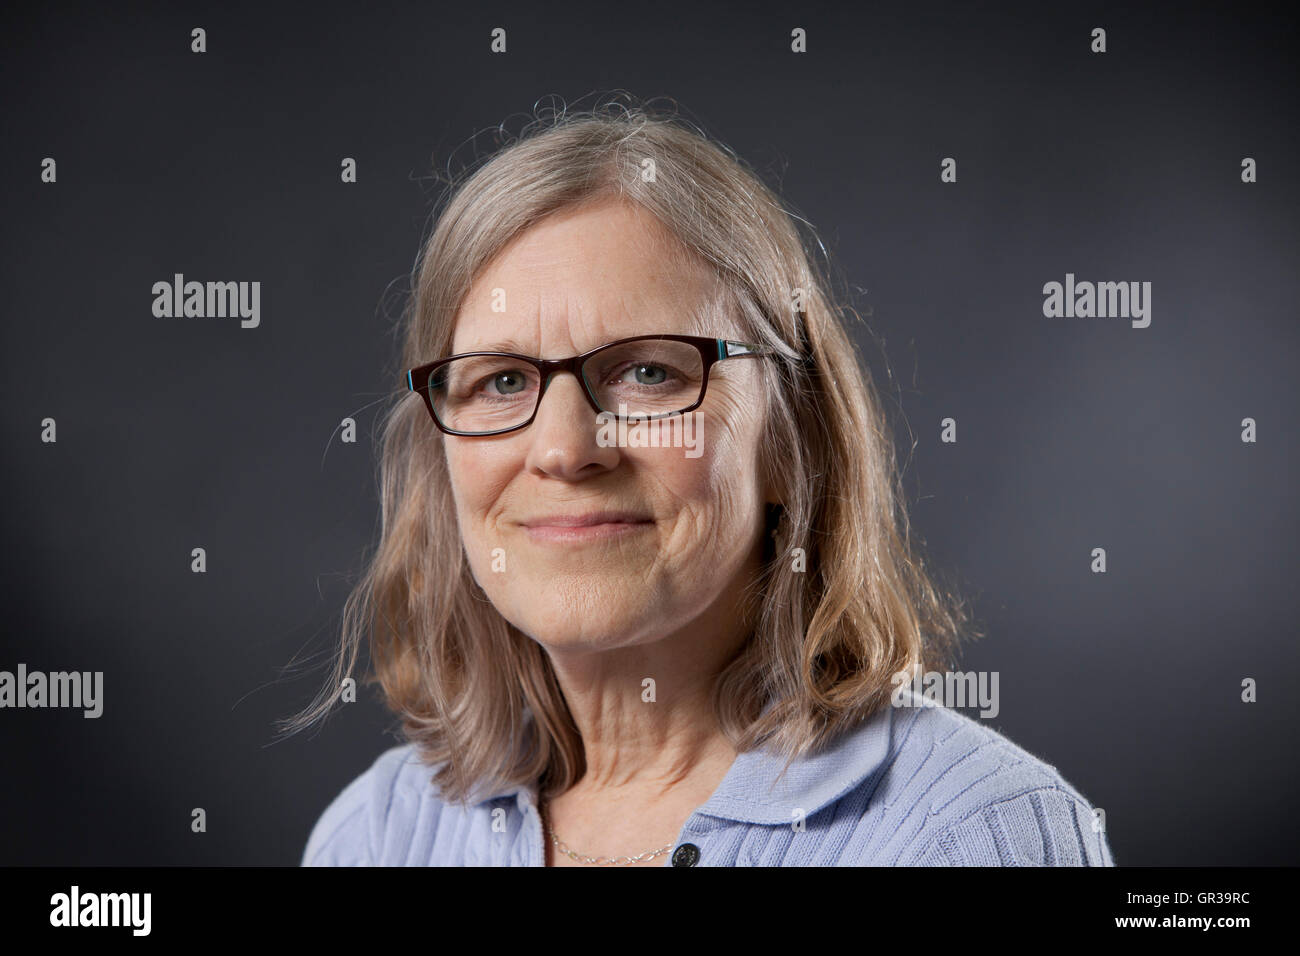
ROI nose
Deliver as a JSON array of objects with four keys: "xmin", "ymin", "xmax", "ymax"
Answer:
[{"xmin": 523, "ymin": 370, "xmax": 619, "ymax": 478}]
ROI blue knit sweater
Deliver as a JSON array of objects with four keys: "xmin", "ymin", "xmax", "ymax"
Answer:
[{"xmin": 303, "ymin": 687, "xmax": 1114, "ymax": 866}]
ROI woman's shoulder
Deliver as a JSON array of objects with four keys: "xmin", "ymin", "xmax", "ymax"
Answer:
[
  {"xmin": 301, "ymin": 742, "xmax": 446, "ymax": 866},
  {"xmin": 875, "ymin": 690, "xmax": 1114, "ymax": 865}
]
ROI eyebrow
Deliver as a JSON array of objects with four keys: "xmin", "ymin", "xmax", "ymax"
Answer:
[
  {"xmin": 458, "ymin": 332, "xmax": 711, "ymax": 357},
  {"xmin": 459, "ymin": 340, "xmax": 532, "ymax": 354}
]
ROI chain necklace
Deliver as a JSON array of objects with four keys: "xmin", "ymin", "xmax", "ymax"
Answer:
[{"xmin": 540, "ymin": 798, "xmax": 675, "ymax": 866}]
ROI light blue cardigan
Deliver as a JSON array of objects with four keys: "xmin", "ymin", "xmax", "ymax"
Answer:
[{"xmin": 303, "ymin": 686, "xmax": 1114, "ymax": 866}]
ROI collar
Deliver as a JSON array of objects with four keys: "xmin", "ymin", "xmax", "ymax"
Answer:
[
  {"xmin": 473, "ymin": 698, "xmax": 898, "ymax": 827},
  {"xmin": 693, "ymin": 699, "xmax": 896, "ymax": 825}
]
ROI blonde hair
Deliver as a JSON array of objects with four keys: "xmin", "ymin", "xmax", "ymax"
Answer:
[{"xmin": 280, "ymin": 94, "xmax": 980, "ymax": 805}]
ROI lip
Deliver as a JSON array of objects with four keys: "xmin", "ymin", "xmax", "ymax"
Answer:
[
  {"xmin": 521, "ymin": 510, "xmax": 652, "ymax": 528},
  {"xmin": 520, "ymin": 510, "xmax": 655, "ymax": 544}
]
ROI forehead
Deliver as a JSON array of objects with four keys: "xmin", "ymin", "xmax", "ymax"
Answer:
[{"xmin": 451, "ymin": 199, "xmax": 728, "ymax": 354}]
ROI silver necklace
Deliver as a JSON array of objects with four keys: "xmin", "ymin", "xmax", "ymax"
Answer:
[{"xmin": 541, "ymin": 799, "xmax": 675, "ymax": 866}]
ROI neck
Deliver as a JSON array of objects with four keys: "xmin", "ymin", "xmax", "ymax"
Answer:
[{"xmin": 543, "ymin": 611, "xmax": 750, "ymax": 796}]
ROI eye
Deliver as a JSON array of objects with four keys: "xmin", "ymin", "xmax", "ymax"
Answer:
[
  {"xmin": 484, "ymin": 370, "xmax": 530, "ymax": 395},
  {"xmin": 613, "ymin": 363, "xmax": 671, "ymax": 386}
]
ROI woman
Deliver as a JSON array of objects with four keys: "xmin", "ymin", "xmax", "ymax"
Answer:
[{"xmin": 293, "ymin": 99, "xmax": 1114, "ymax": 866}]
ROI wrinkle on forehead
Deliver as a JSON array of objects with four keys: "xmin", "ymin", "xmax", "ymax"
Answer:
[{"xmin": 450, "ymin": 200, "xmax": 740, "ymax": 355}]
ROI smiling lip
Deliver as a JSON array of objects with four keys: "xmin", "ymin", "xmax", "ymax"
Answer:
[{"xmin": 521, "ymin": 511, "xmax": 654, "ymax": 543}]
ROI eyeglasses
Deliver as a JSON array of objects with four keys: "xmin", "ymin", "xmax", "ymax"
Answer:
[{"xmin": 405, "ymin": 334, "xmax": 775, "ymax": 436}]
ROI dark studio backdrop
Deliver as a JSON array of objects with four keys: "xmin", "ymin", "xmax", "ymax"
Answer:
[{"xmin": 1, "ymin": 0, "xmax": 1295, "ymax": 867}]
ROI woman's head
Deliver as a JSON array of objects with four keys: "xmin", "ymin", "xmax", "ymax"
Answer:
[
  {"xmin": 444, "ymin": 197, "xmax": 774, "ymax": 655},
  {"xmin": 283, "ymin": 98, "xmax": 976, "ymax": 804}
]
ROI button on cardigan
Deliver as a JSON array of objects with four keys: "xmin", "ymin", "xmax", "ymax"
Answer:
[{"xmin": 302, "ymin": 687, "xmax": 1115, "ymax": 866}]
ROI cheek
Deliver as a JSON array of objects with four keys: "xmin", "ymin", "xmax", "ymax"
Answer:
[
  {"xmin": 444, "ymin": 445, "xmax": 508, "ymax": 542},
  {"xmin": 659, "ymin": 404, "xmax": 764, "ymax": 545},
  {"xmin": 444, "ymin": 446, "xmax": 520, "ymax": 596},
  {"xmin": 703, "ymin": 384, "xmax": 766, "ymax": 494}
]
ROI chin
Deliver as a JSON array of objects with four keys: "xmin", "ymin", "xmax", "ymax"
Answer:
[
  {"xmin": 518, "ymin": 623, "xmax": 635, "ymax": 651},
  {"xmin": 506, "ymin": 603, "xmax": 656, "ymax": 650}
]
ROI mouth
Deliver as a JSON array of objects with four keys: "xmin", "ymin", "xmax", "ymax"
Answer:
[{"xmin": 519, "ymin": 511, "xmax": 655, "ymax": 545}]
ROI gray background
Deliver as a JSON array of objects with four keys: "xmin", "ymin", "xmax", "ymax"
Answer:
[{"xmin": 1, "ymin": 0, "xmax": 1295, "ymax": 865}]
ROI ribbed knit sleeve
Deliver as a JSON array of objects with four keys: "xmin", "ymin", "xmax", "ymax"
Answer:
[
  {"xmin": 897, "ymin": 785, "xmax": 1114, "ymax": 866},
  {"xmin": 302, "ymin": 745, "xmax": 414, "ymax": 866}
]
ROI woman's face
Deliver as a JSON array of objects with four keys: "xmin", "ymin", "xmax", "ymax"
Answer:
[{"xmin": 444, "ymin": 198, "xmax": 772, "ymax": 652}]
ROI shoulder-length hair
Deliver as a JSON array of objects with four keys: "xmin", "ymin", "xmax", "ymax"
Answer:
[{"xmin": 281, "ymin": 95, "xmax": 979, "ymax": 805}]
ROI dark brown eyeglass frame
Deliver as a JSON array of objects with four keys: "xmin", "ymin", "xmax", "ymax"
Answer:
[{"xmin": 405, "ymin": 334, "xmax": 774, "ymax": 437}]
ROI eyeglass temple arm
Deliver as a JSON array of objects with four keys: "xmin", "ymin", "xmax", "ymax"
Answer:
[{"xmin": 718, "ymin": 340, "xmax": 771, "ymax": 359}]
